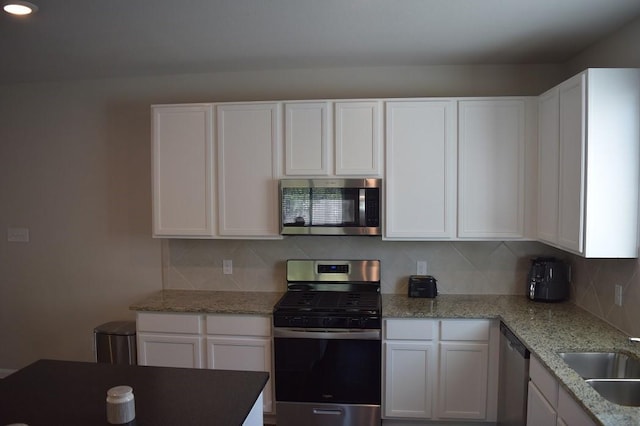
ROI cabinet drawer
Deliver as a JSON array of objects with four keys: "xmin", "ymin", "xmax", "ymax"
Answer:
[
  {"xmin": 440, "ymin": 319, "xmax": 490, "ymax": 341},
  {"xmin": 385, "ymin": 319, "xmax": 436, "ymax": 340},
  {"xmin": 529, "ymin": 356, "xmax": 558, "ymax": 408},
  {"xmin": 137, "ymin": 313, "xmax": 202, "ymax": 334},
  {"xmin": 206, "ymin": 314, "xmax": 271, "ymax": 337}
]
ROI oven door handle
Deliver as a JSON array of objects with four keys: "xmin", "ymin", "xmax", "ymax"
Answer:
[
  {"xmin": 313, "ymin": 407, "xmax": 344, "ymax": 416},
  {"xmin": 273, "ymin": 328, "xmax": 380, "ymax": 340}
]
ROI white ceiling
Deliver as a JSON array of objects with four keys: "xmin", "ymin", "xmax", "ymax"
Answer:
[{"xmin": 2, "ymin": 0, "xmax": 640, "ymax": 84}]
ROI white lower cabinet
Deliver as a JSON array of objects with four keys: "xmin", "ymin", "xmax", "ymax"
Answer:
[
  {"xmin": 438, "ymin": 341, "xmax": 489, "ymax": 419},
  {"xmin": 557, "ymin": 385, "xmax": 597, "ymax": 426},
  {"xmin": 137, "ymin": 333, "xmax": 203, "ymax": 369},
  {"xmin": 205, "ymin": 314, "xmax": 274, "ymax": 414},
  {"xmin": 383, "ymin": 318, "xmax": 497, "ymax": 422},
  {"xmin": 385, "ymin": 341, "xmax": 435, "ymax": 418},
  {"xmin": 527, "ymin": 381, "xmax": 557, "ymax": 425},
  {"xmin": 527, "ymin": 355, "xmax": 596, "ymax": 426},
  {"xmin": 137, "ymin": 312, "xmax": 203, "ymax": 368},
  {"xmin": 136, "ymin": 312, "xmax": 274, "ymax": 415}
]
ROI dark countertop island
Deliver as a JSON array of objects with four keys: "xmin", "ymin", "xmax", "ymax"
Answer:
[{"xmin": 0, "ymin": 359, "xmax": 268, "ymax": 426}]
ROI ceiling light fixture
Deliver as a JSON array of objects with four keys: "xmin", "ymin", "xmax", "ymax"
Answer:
[{"xmin": 3, "ymin": 1, "xmax": 38, "ymax": 15}]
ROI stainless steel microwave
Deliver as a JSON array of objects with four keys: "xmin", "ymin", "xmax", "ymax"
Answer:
[{"xmin": 279, "ymin": 178, "xmax": 381, "ymax": 235}]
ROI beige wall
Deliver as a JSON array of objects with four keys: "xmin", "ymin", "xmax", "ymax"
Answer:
[
  {"xmin": 0, "ymin": 64, "xmax": 562, "ymax": 371},
  {"xmin": 564, "ymin": 16, "xmax": 640, "ymax": 76},
  {"xmin": 1, "ymin": 14, "xmax": 639, "ymax": 371}
]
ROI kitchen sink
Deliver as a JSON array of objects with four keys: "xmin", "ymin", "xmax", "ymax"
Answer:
[
  {"xmin": 558, "ymin": 351, "xmax": 640, "ymax": 379},
  {"xmin": 558, "ymin": 351, "xmax": 640, "ymax": 406},
  {"xmin": 585, "ymin": 379, "xmax": 640, "ymax": 407}
]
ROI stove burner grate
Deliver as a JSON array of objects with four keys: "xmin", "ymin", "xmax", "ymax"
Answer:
[{"xmin": 276, "ymin": 290, "xmax": 380, "ymax": 312}]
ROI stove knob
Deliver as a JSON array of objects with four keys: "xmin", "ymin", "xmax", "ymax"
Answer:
[{"xmin": 350, "ymin": 318, "xmax": 362, "ymax": 328}]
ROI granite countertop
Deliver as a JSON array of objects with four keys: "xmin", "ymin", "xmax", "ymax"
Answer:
[
  {"xmin": 131, "ymin": 290, "xmax": 640, "ymax": 425},
  {"xmin": 130, "ymin": 290, "xmax": 284, "ymax": 315}
]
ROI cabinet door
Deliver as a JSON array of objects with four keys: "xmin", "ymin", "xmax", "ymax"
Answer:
[
  {"xmin": 437, "ymin": 342, "xmax": 488, "ymax": 419},
  {"xmin": 334, "ymin": 101, "xmax": 381, "ymax": 176},
  {"xmin": 384, "ymin": 341, "xmax": 435, "ymax": 419},
  {"xmin": 217, "ymin": 103, "xmax": 280, "ymax": 237},
  {"xmin": 137, "ymin": 333, "xmax": 203, "ymax": 369},
  {"xmin": 458, "ymin": 99, "xmax": 526, "ymax": 238},
  {"xmin": 206, "ymin": 336, "xmax": 273, "ymax": 414},
  {"xmin": 527, "ymin": 381, "xmax": 558, "ymax": 426},
  {"xmin": 537, "ymin": 88, "xmax": 560, "ymax": 244},
  {"xmin": 557, "ymin": 73, "xmax": 586, "ymax": 253},
  {"xmin": 385, "ymin": 100, "xmax": 457, "ymax": 239},
  {"xmin": 557, "ymin": 385, "xmax": 597, "ymax": 426},
  {"xmin": 284, "ymin": 102, "xmax": 330, "ymax": 176},
  {"xmin": 152, "ymin": 104, "xmax": 215, "ymax": 237}
]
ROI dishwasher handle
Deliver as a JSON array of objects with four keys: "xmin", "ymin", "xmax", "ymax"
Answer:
[{"xmin": 500, "ymin": 322, "xmax": 530, "ymax": 358}]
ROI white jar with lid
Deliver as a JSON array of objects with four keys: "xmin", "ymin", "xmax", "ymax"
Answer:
[{"xmin": 106, "ymin": 385, "xmax": 135, "ymax": 424}]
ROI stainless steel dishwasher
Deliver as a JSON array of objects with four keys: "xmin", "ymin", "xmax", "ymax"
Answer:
[{"xmin": 497, "ymin": 322, "xmax": 530, "ymax": 426}]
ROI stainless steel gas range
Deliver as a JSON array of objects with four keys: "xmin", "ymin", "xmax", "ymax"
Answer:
[{"xmin": 273, "ymin": 259, "xmax": 382, "ymax": 426}]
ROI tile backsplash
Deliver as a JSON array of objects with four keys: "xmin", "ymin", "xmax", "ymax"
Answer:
[
  {"xmin": 163, "ymin": 237, "xmax": 640, "ymax": 336},
  {"xmin": 571, "ymin": 256, "xmax": 640, "ymax": 338},
  {"xmin": 163, "ymin": 237, "xmax": 566, "ymax": 294}
]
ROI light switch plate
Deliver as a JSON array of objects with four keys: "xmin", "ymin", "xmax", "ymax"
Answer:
[
  {"xmin": 7, "ymin": 227, "xmax": 29, "ymax": 243},
  {"xmin": 615, "ymin": 285, "xmax": 623, "ymax": 306},
  {"xmin": 417, "ymin": 260, "xmax": 428, "ymax": 275},
  {"xmin": 223, "ymin": 259, "xmax": 233, "ymax": 275}
]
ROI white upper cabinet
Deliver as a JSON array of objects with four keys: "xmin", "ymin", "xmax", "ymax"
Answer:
[
  {"xmin": 284, "ymin": 101, "xmax": 330, "ymax": 176},
  {"xmin": 151, "ymin": 104, "xmax": 215, "ymax": 237},
  {"xmin": 334, "ymin": 101, "xmax": 382, "ymax": 176},
  {"xmin": 537, "ymin": 88, "xmax": 560, "ymax": 244},
  {"xmin": 557, "ymin": 74, "xmax": 585, "ymax": 253},
  {"xmin": 283, "ymin": 100, "xmax": 381, "ymax": 177},
  {"xmin": 458, "ymin": 99, "xmax": 531, "ymax": 239},
  {"xmin": 537, "ymin": 69, "xmax": 640, "ymax": 257},
  {"xmin": 385, "ymin": 100, "xmax": 457, "ymax": 239},
  {"xmin": 216, "ymin": 103, "xmax": 281, "ymax": 238}
]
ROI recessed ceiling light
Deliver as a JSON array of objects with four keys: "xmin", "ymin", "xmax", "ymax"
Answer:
[{"xmin": 3, "ymin": 1, "xmax": 38, "ymax": 15}]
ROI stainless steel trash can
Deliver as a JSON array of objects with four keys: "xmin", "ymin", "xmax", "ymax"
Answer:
[{"xmin": 94, "ymin": 321, "xmax": 137, "ymax": 365}]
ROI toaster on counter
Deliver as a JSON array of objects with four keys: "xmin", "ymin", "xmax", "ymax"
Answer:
[{"xmin": 408, "ymin": 275, "xmax": 438, "ymax": 298}]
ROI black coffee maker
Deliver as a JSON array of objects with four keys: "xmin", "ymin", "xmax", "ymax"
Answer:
[{"xmin": 527, "ymin": 257, "xmax": 570, "ymax": 302}]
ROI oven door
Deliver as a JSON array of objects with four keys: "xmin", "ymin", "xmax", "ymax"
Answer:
[{"xmin": 274, "ymin": 328, "xmax": 381, "ymax": 426}]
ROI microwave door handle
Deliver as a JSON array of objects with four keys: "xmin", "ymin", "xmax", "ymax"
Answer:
[{"xmin": 359, "ymin": 188, "xmax": 366, "ymax": 225}]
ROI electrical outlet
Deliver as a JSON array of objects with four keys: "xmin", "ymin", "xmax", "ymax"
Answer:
[
  {"xmin": 417, "ymin": 260, "xmax": 428, "ymax": 275},
  {"xmin": 615, "ymin": 285, "xmax": 623, "ymax": 306},
  {"xmin": 223, "ymin": 259, "xmax": 233, "ymax": 275},
  {"xmin": 7, "ymin": 227, "xmax": 29, "ymax": 242}
]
